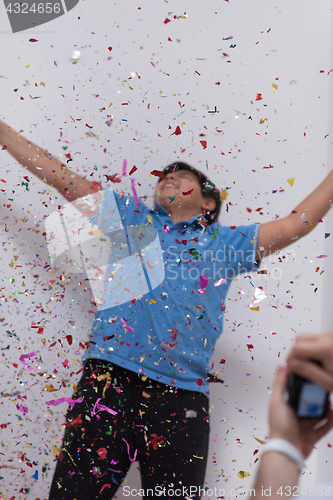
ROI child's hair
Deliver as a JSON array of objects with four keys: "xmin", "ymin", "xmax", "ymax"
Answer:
[{"xmin": 159, "ymin": 162, "xmax": 222, "ymax": 225}]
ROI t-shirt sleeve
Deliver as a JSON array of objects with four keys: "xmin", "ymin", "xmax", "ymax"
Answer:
[{"xmin": 216, "ymin": 224, "xmax": 261, "ymax": 280}]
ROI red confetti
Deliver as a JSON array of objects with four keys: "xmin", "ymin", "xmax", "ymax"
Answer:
[
  {"xmin": 327, "ymin": 69, "xmax": 333, "ymax": 75},
  {"xmin": 29, "ymin": 38, "xmax": 38, "ymax": 42},
  {"xmin": 108, "ymin": 46, "xmax": 112, "ymax": 51},
  {"xmin": 65, "ymin": 335, "xmax": 73, "ymax": 345},
  {"xmin": 182, "ymin": 189, "xmax": 194, "ymax": 196},
  {"xmin": 171, "ymin": 125, "xmax": 182, "ymax": 136},
  {"xmin": 200, "ymin": 140, "xmax": 207, "ymax": 149},
  {"xmin": 1, "ymin": 145, "xmax": 7, "ymax": 150},
  {"xmin": 220, "ymin": 359, "xmax": 226, "ymax": 364},
  {"xmin": 215, "ymin": 81, "xmax": 221, "ymax": 85},
  {"xmin": 97, "ymin": 447, "xmax": 108, "ymax": 459},
  {"xmin": 0, "ymin": 179, "xmax": 6, "ymax": 183},
  {"xmin": 230, "ymin": 226, "xmax": 236, "ymax": 230},
  {"xmin": 129, "ymin": 165, "xmax": 137, "ymax": 176},
  {"xmin": 247, "ymin": 344, "xmax": 254, "ymax": 351},
  {"xmin": 150, "ymin": 170, "xmax": 166, "ymax": 180},
  {"xmin": 255, "ymin": 93, "xmax": 262, "ymax": 101},
  {"xmin": 100, "ymin": 484, "xmax": 111, "ymax": 493},
  {"xmin": 164, "ymin": 18, "xmax": 171, "ymax": 24},
  {"xmin": 196, "ymin": 378, "xmax": 203, "ymax": 386}
]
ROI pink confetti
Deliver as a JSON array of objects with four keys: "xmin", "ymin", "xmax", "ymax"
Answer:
[
  {"xmin": 122, "ymin": 159, "xmax": 127, "ymax": 176},
  {"xmin": 19, "ymin": 352, "xmax": 38, "ymax": 371},
  {"xmin": 16, "ymin": 404, "xmax": 28, "ymax": 414},
  {"xmin": 120, "ymin": 317, "xmax": 135, "ymax": 332},
  {"xmin": 46, "ymin": 397, "xmax": 84, "ymax": 408},
  {"xmin": 200, "ymin": 275, "xmax": 208, "ymax": 289},
  {"xmin": 92, "ymin": 398, "xmax": 117, "ymax": 416},
  {"xmin": 131, "ymin": 178, "xmax": 139, "ymax": 208},
  {"xmin": 316, "ymin": 255, "xmax": 328, "ymax": 258},
  {"xmin": 122, "ymin": 437, "xmax": 137, "ymax": 462}
]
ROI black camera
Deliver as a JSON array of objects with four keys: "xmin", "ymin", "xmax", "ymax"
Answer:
[{"xmin": 287, "ymin": 361, "xmax": 330, "ymax": 419}]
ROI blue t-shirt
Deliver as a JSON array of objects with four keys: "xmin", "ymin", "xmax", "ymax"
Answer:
[{"xmin": 84, "ymin": 189, "xmax": 260, "ymax": 394}]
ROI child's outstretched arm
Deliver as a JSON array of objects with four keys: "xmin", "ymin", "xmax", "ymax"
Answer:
[
  {"xmin": 0, "ymin": 120, "xmax": 96, "ymax": 201},
  {"xmin": 257, "ymin": 170, "xmax": 333, "ymax": 260}
]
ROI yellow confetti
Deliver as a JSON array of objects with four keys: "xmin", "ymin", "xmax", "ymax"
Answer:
[
  {"xmin": 53, "ymin": 445, "xmax": 60, "ymax": 457},
  {"xmin": 287, "ymin": 177, "xmax": 295, "ymax": 187},
  {"xmin": 238, "ymin": 470, "xmax": 250, "ymax": 479},
  {"xmin": 108, "ymin": 102, "xmax": 113, "ymax": 107},
  {"xmin": 250, "ymin": 305, "xmax": 259, "ymax": 311},
  {"xmin": 71, "ymin": 358, "xmax": 82, "ymax": 364},
  {"xmin": 272, "ymin": 83, "xmax": 279, "ymax": 90},
  {"xmin": 220, "ymin": 188, "xmax": 229, "ymax": 201},
  {"xmin": 142, "ymin": 391, "xmax": 150, "ymax": 398},
  {"xmin": 147, "ymin": 214, "xmax": 153, "ymax": 224},
  {"xmin": 25, "ymin": 64, "xmax": 30, "ymax": 68},
  {"xmin": 149, "ymin": 299, "xmax": 157, "ymax": 304},
  {"xmin": 259, "ymin": 118, "xmax": 268, "ymax": 124},
  {"xmin": 0, "ymin": 75, "xmax": 8, "ymax": 79},
  {"xmin": 255, "ymin": 437, "xmax": 266, "ymax": 445},
  {"xmin": 140, "ymin": 355, "xmax": 145, "ymax": 363},
  {"xmin": 45, "ymin": 384, "xmax": 57, "ymax": 392},
  {"xmin": 92, "ymin": 229, "xmax": 102, "ymax": 236},
  {"xmin": 40, "ymin": 82, "xmax": 45, "ymax": 86}
]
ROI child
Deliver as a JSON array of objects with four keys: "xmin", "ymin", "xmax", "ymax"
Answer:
[{"xmin": 1, "ymin": 120, "xmax": 332, "ymax": 500}]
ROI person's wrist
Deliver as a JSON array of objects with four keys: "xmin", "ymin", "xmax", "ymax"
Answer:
[{"xmin": 263, "ymin": 438, "xmax": 305, "ymax": 470}]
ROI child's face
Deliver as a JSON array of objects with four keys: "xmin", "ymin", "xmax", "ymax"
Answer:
[{"xmin": 154, "ymin": 169, "xmax": 212, "ymax": 215}]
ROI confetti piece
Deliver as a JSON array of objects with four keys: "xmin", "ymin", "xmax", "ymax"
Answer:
[
  {"xmin": 271, "ymin": 83, "xmax": 278, "ymax": 90},
  {"xmin": 2, "ymin": 145, "xmax": 7, "ymax": 150},
  {"xmin": 100, "ymin": 484, "xmax": 111, "ymax": 493},
  {"xmin": 220, "ymin": 188, "xmax": 229, "ymax": 201},
  {"xmin": 129, "ymin": 165, "xmax": 137, "ymax": 176},
  {"xmin": 53, "ymin": 445, "xmax": 60, "ymax": 457},
  {"xmin": 46, "ymin": 397, "xmax": 84, "ymax": 408},
  {"xmin": 92, "ymin": 398, "xmax": 117, "ymax": 416},
  {"xmin": 122, "ymin": 159, "xmax": 127, "ymax": 176},
  {"xmin": 19, "ymin": 352, "xmax": 38, "ymax": 370},
  {"xmin": 316, "ymin": 254, "xmax": 328, "ymax": 258},
  {"xmin": 301, "ymin": 213, "xmax": 312, "ymax": 226},
  {"xmin": 200, "ymin": 275, "xmax": 208, "ymax": 289},
  {"xmin": 255, "ymin": 437, "xmax": 266, "ymax": 445},
  {"xmin": 96, "ymin": 447, "xmax": 108, "ymax": 460},
  {"xmin": 171, "ymin": 125, "xmax": 182, "ymax": 136},
  {"xmin": 255, "ymin": 94, "xmax": 262, "ymax": 101},
  {"xmin": 29, "ymin": 38, "xmax": 38, "ymax": 42},
  {"xmin": 131, "ymin": 178, "xmax": 139, "ymax": 208},
  {"xmin": 214, "ymin": 278, "xmax": 226, "ymax": 287},
  {"xmin": 200, "ymin": 140, "xmax": 207, "ymax": 149},
  {"xmin": 150, "ymin": 169, "xmax": 166, "ymax": 180},
  {"xmin": 287, "ymin": 177, "xmax": 295, "ymax": 186},
  {"xmin": 122, "ymin": 437, "xmax": 137, "ymax": 461},
  {"xmin": 238, "ymin": 471, "xmax": 250, "ymax": 479},
  {"xmin": 16, "ymin": 403, "xmax": 28, "ymax": 414}
]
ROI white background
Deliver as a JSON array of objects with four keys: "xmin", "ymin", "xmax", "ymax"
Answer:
[{"xmin": 0, "ymin": 0, "xmax": 332, "ymax": 498}]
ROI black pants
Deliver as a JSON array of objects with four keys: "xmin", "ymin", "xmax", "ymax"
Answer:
[{"xmin": 49, "ymin": 359, "xmax": 210, "ymax": 500}]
